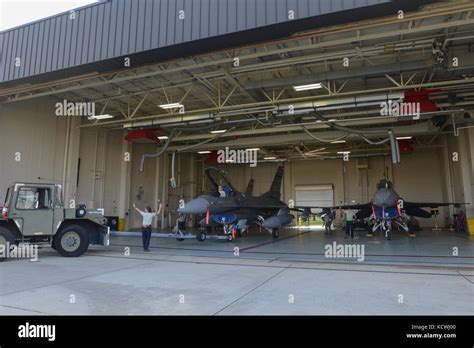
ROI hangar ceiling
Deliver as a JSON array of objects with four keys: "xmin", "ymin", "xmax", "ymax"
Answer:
[{"xmin": 1, "ymin": 0, "xmax": 474, "ymax": 160}]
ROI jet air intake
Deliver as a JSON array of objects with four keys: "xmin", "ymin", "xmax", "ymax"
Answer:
[{"xmin": 263, "ymin": 212, "xmax": 294, "ymax": 229}]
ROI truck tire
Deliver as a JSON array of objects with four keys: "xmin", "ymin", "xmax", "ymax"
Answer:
[
  {"xmin": 0, "ymin": 226, "xmax": 15, "ymax": 261},
  {"xmin": 54, "ymin": 225, "xmax": 89, "ymax": 257}
]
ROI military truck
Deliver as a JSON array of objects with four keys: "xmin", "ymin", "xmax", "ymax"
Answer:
[{"xmin": 0, "ymin": 183, "xmax": 109, "ymax": 258}]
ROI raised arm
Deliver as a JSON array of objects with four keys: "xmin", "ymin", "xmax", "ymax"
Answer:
[
  {"xmin": 156, "ymin": 202, "xmax": 163, "ymax": 215},
  {"xmin": 133, "ymin": 203, "xmax": 143, "ymax": 214}
]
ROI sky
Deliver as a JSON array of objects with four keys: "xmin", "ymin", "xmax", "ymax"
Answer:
[{"xmin": 0, "ymin": 0, "xmax": 98, "ymax": 31}]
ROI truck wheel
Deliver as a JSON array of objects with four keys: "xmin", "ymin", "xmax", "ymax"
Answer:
[
  {"xmin": 0, "ymin": 227, "xmax": 15, "ymax": 261},
  {"xmin": 54, "ymin": 225, "xmax": 89, "ymax": 257}
]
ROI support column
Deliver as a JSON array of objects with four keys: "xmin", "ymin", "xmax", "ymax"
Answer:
[
  {"xmin": 283, "ymin": 161, "xmax": 292, "ymax": 205},
  {"xmin": 118, "ymin": 138, "xmax": 132, "ymax": 231},
  {"xmin": 441, "ymin": 135, "xmax": 456, "ymax": 219},
  {"xmin": 162, "ymin": 154, "xmax": 170, "ymax": 228},
  {"xmin": 458, "ymin": 128, "xmax": 474, "ymax": 218},
  {"xmin": 63, "ymin": 117, "xmax": 81, "ymax": 207}
]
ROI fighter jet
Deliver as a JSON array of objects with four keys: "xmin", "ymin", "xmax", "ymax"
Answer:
[
  {"xmin": 303, "ymin": 179, "xmax": 467, "ymax": 240},
  {"xmin": 177, "ymin": 166, "xmax": 295, "ymax": 240}
]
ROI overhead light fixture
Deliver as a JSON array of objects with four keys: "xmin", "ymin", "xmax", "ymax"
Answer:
[
  {"xmin": 198, "ymin": 151, "xmax": 211, "ymax": 154},
  {"xmin": 159, "ymin": 103, "xmax": 183, "ymax": 110},
  {"xmin": 337, "ymin": 151, "xmax": 351, "ymax": 154},
  {"xmin": 210, "ymin": 130, "xmax": 227, "ymax": 134},
  {"xmin": 264, "ymin": 157, "xmax": 277, "ymax": 160},
  {"xmin": 331, "ymin": 140, "xmax": 346, "ymax": 144},
  {"xmin": 88, "ymin": 114, "xmax": 114, "ymax": 120},
  {"xmin": 246, "ymin": 148, "xmax": 260, "ymax": 151},
  {"xmin": 293, "ymin": 83, "xmax": 322, "ymax": 92},
  {"xmin": 396, "ymin": 136, "xmax": 413, "ymax": 140},
  {"xmin": 157, "ymin": 136, "xmax": 169, "ymax": 140}
]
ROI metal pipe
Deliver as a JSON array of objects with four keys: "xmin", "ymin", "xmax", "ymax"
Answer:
[
  {"xmin": 78, "ymin": 79, "xmax": 474, "ymax": 128},
  {"xmin": 100, "ymin": 128, "xmax": 112, "ymax": 208},
  {"xmin": 90, "ymin": 127, "xmax": 100, "ymax": 207},
  {"xmin": 61, "ymin": 116, "xmax": 71, "ymax": 204},
  {"xmin": 139, "ymin": 130, "xmax": 178, "ymax": 172}
]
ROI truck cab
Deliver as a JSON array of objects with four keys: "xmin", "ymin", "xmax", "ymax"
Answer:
[{"xmin": 0, "ymin": 183, "xmax": 109, "ymax": 258}]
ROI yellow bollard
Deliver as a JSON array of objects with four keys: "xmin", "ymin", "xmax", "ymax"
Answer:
[
  {"xmin": 468, "ymin": 218, "xmax": 474, "ymax": 235},
  {"xmin": 118, "ymin": 218, "xmax": 126, "ymax": 232}
]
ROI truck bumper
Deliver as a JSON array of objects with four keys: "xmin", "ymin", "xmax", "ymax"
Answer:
[{"xmin": 100, "ymin": 226, "xmax": 110, "ymax": 246}]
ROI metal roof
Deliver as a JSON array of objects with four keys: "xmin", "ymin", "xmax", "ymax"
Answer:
[{"xmin": 0, "ymin": 0, "xmax": 434, "ymax": 86}]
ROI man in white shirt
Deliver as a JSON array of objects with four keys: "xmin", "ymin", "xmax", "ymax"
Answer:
[
  {"xmin": 133, "ymin": 202, "xmax": 162, "ymax": 251},
  {"xmin": 345, "ymin": 209, "xmax": 357, "ymax": 239}
]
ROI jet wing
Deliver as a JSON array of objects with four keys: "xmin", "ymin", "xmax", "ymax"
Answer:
[
  {"xmin": 403, "ymin": 201, "xmax": 468, "ymax": 218},
  {"xmin": 294, "ymin": 203, "xmax": 371, "ymax": 211},
  {"xmin": 330, "ymin": 203, "xmax": 372, "ymax": 210},
  {"xmin": 403, "ymin": 201, "xmax": 468, "ymax": 208},
  {"xmin": 294, "ymin": 203, "xmax": 373, "ymax": 220}
]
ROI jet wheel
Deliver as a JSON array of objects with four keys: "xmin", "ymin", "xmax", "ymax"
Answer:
[
  {"xmin": 176, "ymin": 230, "xmax": 185, "ymax": 242},
  {"xmin": 196, "ymin": 232, "xmax": 207, "ymax": 242},
  {"xmin": 272, "ymin": 228, "xmax": 280, "ymax": 239}
]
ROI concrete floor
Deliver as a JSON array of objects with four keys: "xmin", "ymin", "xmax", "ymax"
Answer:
[{"xmin": 0, "ymin": 227, "xmax": 473, "ymax": 315}]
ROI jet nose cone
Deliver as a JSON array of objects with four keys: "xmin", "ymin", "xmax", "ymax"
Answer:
[{"xmin": 177, "ymin": 197, "xmax": 209, "ymax": 214}]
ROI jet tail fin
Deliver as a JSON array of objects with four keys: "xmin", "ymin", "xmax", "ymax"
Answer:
[
  {"xmin": 245, "ymin": 179, "xmax": 255, "ymax": 196},
  {"xmin": 262, "ymin": 166, "xmax": 284, "ymax": 200}
]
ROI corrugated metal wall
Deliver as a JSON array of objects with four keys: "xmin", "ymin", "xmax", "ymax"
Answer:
[{"xmin": 0, "ymin": 0, "xmax": 393, "ymax": 84}]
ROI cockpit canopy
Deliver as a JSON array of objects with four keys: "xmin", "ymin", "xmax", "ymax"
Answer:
[{"xmin": 376, "ymin": 179, "xmax": 394, "ymax": 190}]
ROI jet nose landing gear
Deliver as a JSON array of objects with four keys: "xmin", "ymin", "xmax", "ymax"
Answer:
[{"xmin": 271, "ymin": 228, "xmax": 280, "ymax": 239}]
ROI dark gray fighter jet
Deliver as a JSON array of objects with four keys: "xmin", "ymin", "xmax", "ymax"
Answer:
[
  {"xmin": 304, "ymin": 179, "xmax": 468, "ymax": 240},
  {"xmin": 177, "ymin": 166, "xmax": 294, "ymax": 240}
]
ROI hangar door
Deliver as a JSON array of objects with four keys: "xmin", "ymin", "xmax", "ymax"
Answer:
[{"xmin": 295, "ymin": 185, "xmax": 334, "ymax": 213}]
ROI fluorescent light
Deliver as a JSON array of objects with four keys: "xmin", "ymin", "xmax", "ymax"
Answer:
[
  {"xmin": 331, "ymin": 140, "xmax": 346, "ymax": 144},
  {"xmin": 88, "ymin": 114, "xmax": 114, "ymax": 120},
  {"xmin": 210, "ymin": 130, "xmax": 227, "ymax": 134},
  {"xmin": 198, "ymin": 151, "xmax": 211, "ymax": 154},
  {"xmin": 337, "ymin": 151, "xmax": 351, "ymax": 154},
  {"xmin": 159, "ymin": 103, "xmax": 183, "ymax": 109},
  {"xmin": 157, "ymin": 136, "xmax": 169, "ymax": 140},
  {"xmin": 293, "ymin": 83, "xmax": 322, "ymax": 92},
  {"xmin": 396, "ymin": 136, "xmax": 413, "ymax": 140},
  {"xmin": 246, "ymin": 148, "xmax": 260, "ymax": 151},
  {"xmin": 264, "ymin": 157, "xmax": 277, "ymax": 160}
]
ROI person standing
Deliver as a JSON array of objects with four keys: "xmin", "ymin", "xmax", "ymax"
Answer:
[
  {"xmin": 133, "ymin": 202, "xmax": 162, "ymax": 252},
  {"xmin": 345, "ymin": 209, "xmax": 356, "ymax": 239},
  {"xmin": 322, "ymin": 208, "xmax": 333, "ymax": 234},
  {"xmin": 218, "ymin": 185, "xmax": 226, "ymax": 198}
]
